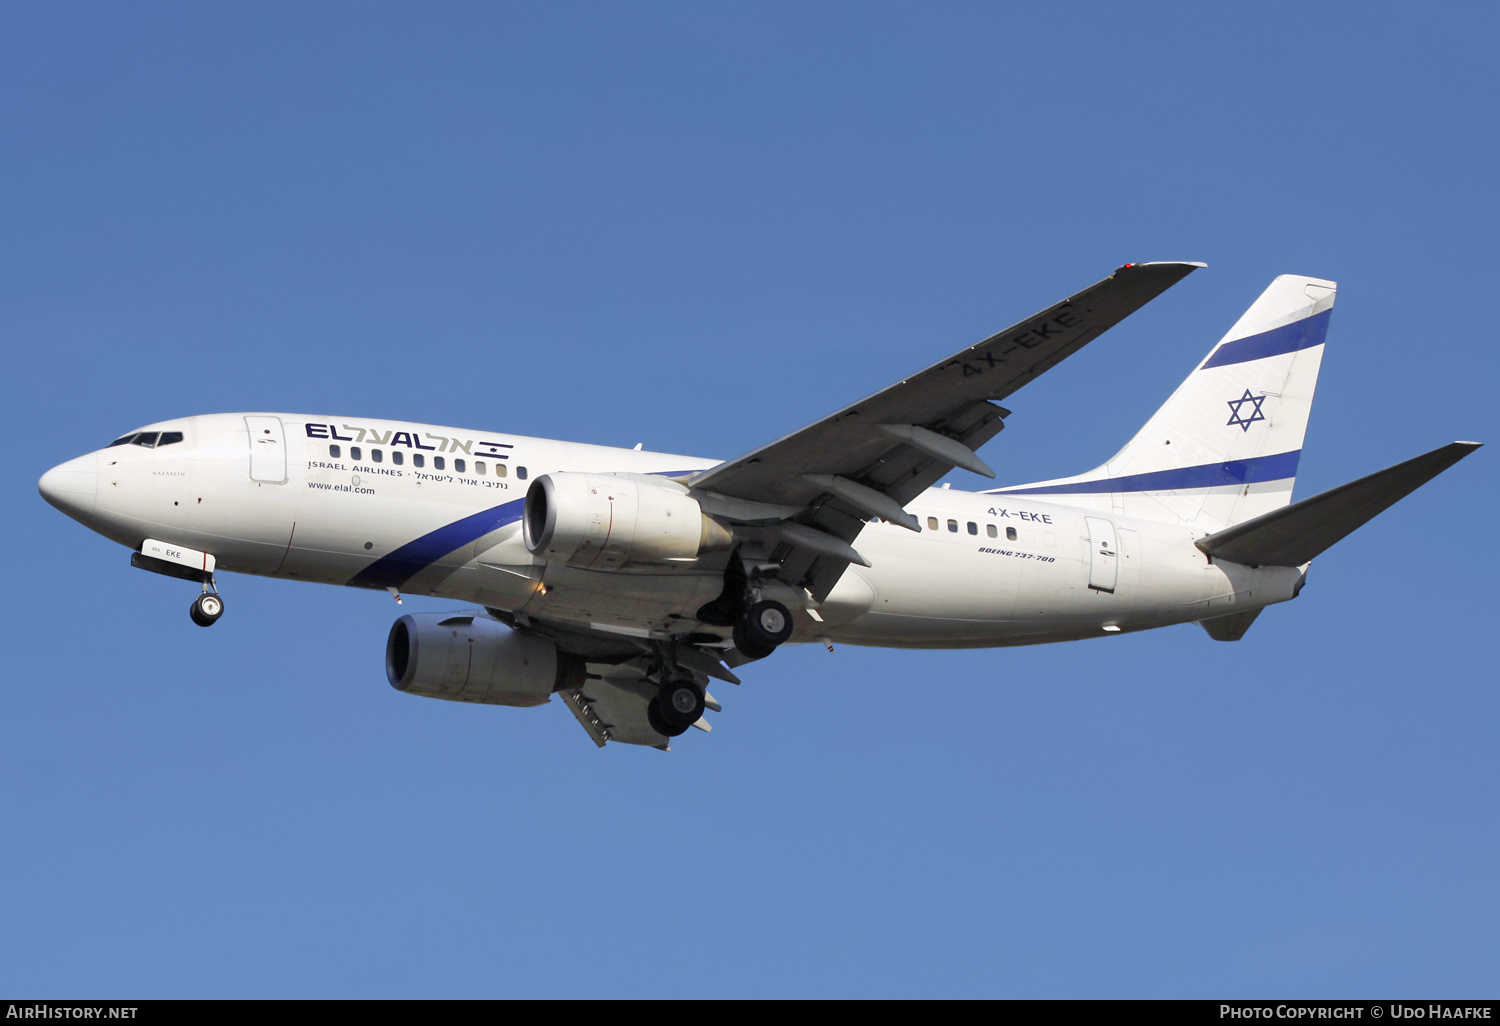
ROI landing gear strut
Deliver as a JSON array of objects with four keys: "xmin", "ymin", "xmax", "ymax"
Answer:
[
  {"xmin": 733, "ymin": 599, "xmax": 793, "ymax": 660},
  {"xmin": 189, "ymin": 580, "xmax": 224, "ymax": 627}
]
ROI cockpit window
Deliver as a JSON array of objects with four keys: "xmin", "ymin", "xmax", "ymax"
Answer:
[{"xmin": 108, "ymin": 429, "xmax": 182, "ymax": 449}]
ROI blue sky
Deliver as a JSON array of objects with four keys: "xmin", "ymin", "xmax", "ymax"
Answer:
[{"xmin": 3, "ymin": 2, "xmax": 1497, "ymax": 997}]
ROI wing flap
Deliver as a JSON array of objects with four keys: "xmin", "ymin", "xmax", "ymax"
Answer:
[
  {"xmin": 561, "ymin": 677, "xmax": 673, "ymax": 750},
  {"xmin": 556, "ymin": 643, "xmax": 735, "ymax": 748}
]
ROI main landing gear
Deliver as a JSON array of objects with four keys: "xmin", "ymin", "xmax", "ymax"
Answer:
[
  {"xmin": 644, "ymin": 598, "xmax": 790, "ymax": 742},
  {"xmin": 648, "ymin": 678, "xmax": 706, "ymax": 738},
  {"xmin": 732, "ymin": 599, "xmax": 794, "ymax": 660},
  {"xmin": 696, "ymin": 550, "xmax": 796, "ymax": 661},
  {"xmin": 190, "ymin": 581, "xmax": 225, "ymax": 627}
]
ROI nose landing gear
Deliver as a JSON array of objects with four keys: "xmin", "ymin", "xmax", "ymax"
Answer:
[
  {"xmin": 129, "ymin": 545, "xmax": 227, "ymax": 627},
  {"xmin": 189, "ymin": 581, "xmax": 224, "ymax": 627}
]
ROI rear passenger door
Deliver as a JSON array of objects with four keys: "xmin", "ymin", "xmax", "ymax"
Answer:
[{"xmin": 1085, "ymin": 516, "xmax": 1117, "ymax": 593}]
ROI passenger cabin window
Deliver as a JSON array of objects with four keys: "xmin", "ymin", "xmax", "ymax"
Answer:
[
  {"xmin": 434, "ymin": 456, "xmax": 445, "ymax": 470},
  {"xmin": 986, "ymin": 524, "xmax": 997, "ymax": 538},
  {"xmin": 476, "ymin": 461, "xmax": 486, "ymax": 475},
  {"xmin": 1006, "ymin": 527, "xmax": 1018, "ymax": 541},
  {"xmin": 351, "ymin": 447, "xmax": 362, "ymax": 461},
  {"xmin": 455, "ymin": 459, "xmax": 466, "ymax": 473},
  {"xmin": 371, "ymin": 449, "xmax": 382, "ymax": 463},
  {"xmin": 517, "ymin": 466, "xmax": 528, "ymax": 480},
  {"xmin": 132, "ymin": 432, "xmax": 160, "ymax": 448},
  {"xmin": 413, "ymin": 454, "xmax": 425, "ymax": 468},
  {"xmin": 495, "ymin": 464, "xmax": 507, "ymax": 478},
  {"xmin": 947, "ymin": 520, "xmax": 958, "ymax": 533},
  {"xmin": 329, "ymin": 444, "xmax": 341, "ymax": 458},
  {"xmin": 926, "ymin": 517, "xmax": 938, "ymax": 530},
  {"xmin": 967, "ymin": 522, "xmax": 978, "ymax": 535},
  {"xmin": 392, "ymin": 451, "xmax": 403, "ymax": 465}
]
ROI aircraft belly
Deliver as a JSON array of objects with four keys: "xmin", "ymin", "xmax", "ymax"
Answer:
[
  {"xmin": 515, "ymin": 566, "xmax": 723, "ymax": 632},
  {"xmin": 808, "ymin": 566, "xmax": 877, "ymax": 629},
  {"xmin": 412, "ymin": 527, "xmax": 543, "ymax": 609},
  {"xmin": 835, "ymin": 513, "xmax": 1217, "ymax": 646},
  {"xmin": 854, "ymin": 531, "xmax": 1023, "ymax": 623},
  {"xmin": 829, "ymin": 611, "xmax": 1093, "ymax": 648},
  {"xmin": 461, "ymin": 525, "xmax": 546, "ymax": 607}
]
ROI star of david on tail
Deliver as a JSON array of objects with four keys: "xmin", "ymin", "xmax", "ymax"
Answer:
[{"xmin": 1226, "ymin": 389, "xmax": 1267, "ymax": 432}]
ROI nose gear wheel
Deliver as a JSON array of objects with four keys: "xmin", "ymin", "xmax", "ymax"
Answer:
[{"xmin": 190, "ymin": 592, "xmax": 224, "ymax": 627}]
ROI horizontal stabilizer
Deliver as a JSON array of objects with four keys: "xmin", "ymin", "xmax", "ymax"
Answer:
[{"xmin": 1197, "ymin": 442, "xmax": 1481, "ymax": 567}]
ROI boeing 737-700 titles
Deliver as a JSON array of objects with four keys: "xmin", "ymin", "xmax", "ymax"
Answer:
[{"xmin": 38, "ymin": 263, "xmax": 1480, "ymax": 749}]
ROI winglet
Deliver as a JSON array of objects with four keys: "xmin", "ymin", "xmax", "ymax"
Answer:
[{"xmin": 1118, "ymin": 260, "xmax": 1208, "ymax": 273}]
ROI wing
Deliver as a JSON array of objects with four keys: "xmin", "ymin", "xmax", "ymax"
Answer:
[{"xmin": 688, "ymin": 261, "xmax": 1204, "ymax": 600}]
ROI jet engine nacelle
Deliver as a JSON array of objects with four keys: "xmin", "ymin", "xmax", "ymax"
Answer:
[
  {"xmin": 385, "ymin": 613, "xmax": 585, "ymax": 707},
  {"xmin": 522, "ymin": 472, "xmax": 732, "ymax": 570}
]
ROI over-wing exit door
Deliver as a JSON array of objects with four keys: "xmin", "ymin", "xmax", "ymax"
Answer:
[
  {"xmin": 1085, "ymin": 516, "xmax": 1117, "ymax": 593},
  {"xmin": 245, "ymin": 416, "xmax": 287, "ymax": 484}
]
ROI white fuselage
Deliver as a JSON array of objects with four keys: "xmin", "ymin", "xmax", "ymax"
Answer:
[{"xmin": 47, "ymin": 413, "xmax": 1305, "ymax": 648}]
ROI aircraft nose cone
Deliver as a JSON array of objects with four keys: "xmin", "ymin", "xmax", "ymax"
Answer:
[{"xmin": 39, "ymin": 453, "xmax": 99, "ymax": 520}]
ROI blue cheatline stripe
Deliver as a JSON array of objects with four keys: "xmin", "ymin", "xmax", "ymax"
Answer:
[
  {"xmin": 990, "ymin": 450, "xmax": 1302, "ymax": 496},
  {"xmin": 345, "ymin": 471, "xmax": 705, "ymax": 591},
  {"xmin": 1201, "ymin": 308, "xmax": 1331, "ymax": 369},
  {"xmin": 348, "ymin": 498, "xmax": 527, "ymax": 590}
]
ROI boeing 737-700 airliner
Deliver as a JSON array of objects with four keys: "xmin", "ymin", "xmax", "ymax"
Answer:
[{"xmin": 38, "ymin": 263, "xmax": 1480, "ymax": 749}]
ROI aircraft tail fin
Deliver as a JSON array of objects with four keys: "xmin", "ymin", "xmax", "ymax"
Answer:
[
  {"xmin": 990, "ymin": 274, "xmax": 1336, "ymax": 531},
  {"xmin": 1196, "ymin": 441, "xmax": 1480, "ymax": 568}
]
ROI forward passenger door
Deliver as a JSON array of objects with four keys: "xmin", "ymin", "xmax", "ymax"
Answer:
[{"xmin": 245, "ymin": 416, "xmax": 287, "ymax": 484}]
